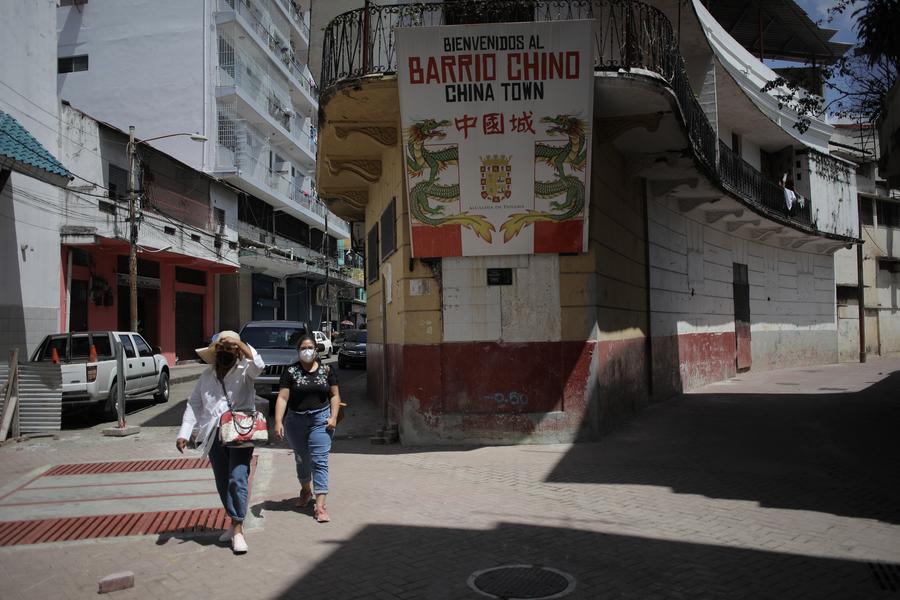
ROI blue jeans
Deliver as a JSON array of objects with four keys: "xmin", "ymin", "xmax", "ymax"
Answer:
[
  {"xmin": 284, "ymin": 407, "xmax": 333, "ymax": 494},
  {"xmin": 208, "ymin": 435, "xmax": 253, "ymax": 522}
]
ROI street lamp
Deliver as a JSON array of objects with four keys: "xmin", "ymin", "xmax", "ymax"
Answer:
[{"xmin": 126, "ymin": 127, "xmax": 207, "ymax": 332}]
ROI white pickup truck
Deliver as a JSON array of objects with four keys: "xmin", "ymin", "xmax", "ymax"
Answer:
[{"xmin": 30, "ymin": 331, "xmax": 170, "ymax": 418}]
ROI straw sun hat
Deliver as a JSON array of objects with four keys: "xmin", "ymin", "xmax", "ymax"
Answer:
[{"xmin": 195, "ymin": 330, "xmax": 241, "ymax": 364}]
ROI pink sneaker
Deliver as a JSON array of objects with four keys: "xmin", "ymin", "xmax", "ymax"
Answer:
[
  {"xmin": 296, "ymin": 488, "xmax": 313, "ymax": 508},
  {"xmin": 314, "ymin": 505, "xmax": 330, "ymax": 523}
]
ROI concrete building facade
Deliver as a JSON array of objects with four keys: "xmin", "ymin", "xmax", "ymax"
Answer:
[
  {"xmin": 311, "ymin": 0, "xmax": 860, "ymax": 445},
  {"xmin": 0, "ymin": 1, "xmax": 70, "ymax": 360},
  {"xmin": 833, "ymin": 123, "xmax": 900, "ymax": 360},
  {"xmin": 56, "ymin": 0, "xmax": 362, "ymax": 332},
  {"xmin": 58, "ymin": 104, "xmax": 241, "ymax": 364}
]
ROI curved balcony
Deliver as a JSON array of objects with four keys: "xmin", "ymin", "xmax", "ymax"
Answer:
[{"xmin": 319, "ymin": 0, "xmax": 855, "ymax": 240}]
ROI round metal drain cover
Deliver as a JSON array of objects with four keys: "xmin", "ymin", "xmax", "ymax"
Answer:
[{"xmin": 468, "ymin": 565, "xmax": 576, "ymax": 600}]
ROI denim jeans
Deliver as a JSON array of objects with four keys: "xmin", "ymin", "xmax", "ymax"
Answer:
[
  {"xmin": 284, "ymin": 407, "xmax": 333, "ymax": 494},
  {"xmin": 208, "ymin": 435, "xmax": 253, "ymax": 522}
]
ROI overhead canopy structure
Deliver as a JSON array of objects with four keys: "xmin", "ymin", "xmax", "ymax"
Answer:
[
  {"xmin": 0, "ymin": 110, "xmax": 72, "ymax": 188},
  {"xmin": 705, "ymin": 0, "xmax": 852, "ymax": 65}
]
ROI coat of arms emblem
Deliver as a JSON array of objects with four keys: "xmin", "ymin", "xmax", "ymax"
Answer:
[{"xmin": 480, "ymin": 155, "xmax": 512, "ymax": 203}]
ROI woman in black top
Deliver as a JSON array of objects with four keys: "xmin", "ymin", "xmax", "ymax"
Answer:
[{"xmin": 274, "ymin": 334, "xmax": 341, "ymax": 522}]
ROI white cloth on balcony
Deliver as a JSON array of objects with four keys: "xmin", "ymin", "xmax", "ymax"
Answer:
[{"xmin": 784, "ymin": 188, "xmax": 797, "ymax": 211}]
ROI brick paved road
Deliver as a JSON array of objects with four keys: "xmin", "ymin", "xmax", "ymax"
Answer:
[{"xmin": 0, "ymin": 359, "xmax": 898, "ymax": 599}]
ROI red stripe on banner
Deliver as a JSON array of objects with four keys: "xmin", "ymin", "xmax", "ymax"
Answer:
[
  {"xmin": 533, "ymin": 219, "xmax": 584, "ymax": 254},
  {"xmin": 412, "ymin": 224, "xmax": 462, "ymax": 257}
]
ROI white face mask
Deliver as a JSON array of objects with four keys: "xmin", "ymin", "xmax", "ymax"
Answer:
[{"xmin": 299, "ymin": 348, "xmax": 316, "ymax": 363}]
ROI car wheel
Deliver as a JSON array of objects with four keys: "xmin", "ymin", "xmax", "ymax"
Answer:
[{"xmin": 154, "ymin": 370, "xmax": 169, "ymax": 403}]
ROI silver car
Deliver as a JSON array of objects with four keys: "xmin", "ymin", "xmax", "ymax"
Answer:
[{"xmin": 238, "ymin": 321, "xmax": 310, "ymax": 400}]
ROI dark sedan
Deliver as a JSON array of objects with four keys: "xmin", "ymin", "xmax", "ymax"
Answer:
[{"xmin": 337, "ymin": 330, "xmax": 367, "ymax": 369}]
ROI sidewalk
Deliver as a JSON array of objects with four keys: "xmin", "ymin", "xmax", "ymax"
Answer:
[{"xmin": 0, "ymin": 359, "xmax": 898, "ymax": 599}]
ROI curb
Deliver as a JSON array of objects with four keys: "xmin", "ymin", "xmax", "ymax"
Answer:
[{"xmin": 169, "ymin": 372, "xmax": 204, "ymax": 386}]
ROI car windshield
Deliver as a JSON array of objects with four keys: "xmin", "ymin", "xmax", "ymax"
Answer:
[
  {"xmin": 343, "ymin": 331, "xmax": 367, "ymax": 343},
  {"xmin": 240, "ymin": 327, "xmax": 306, "ymax": 349}
]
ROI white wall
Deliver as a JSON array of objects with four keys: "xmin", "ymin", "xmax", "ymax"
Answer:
[
  {"xmin": 57, "ymin": 0, "xmax": 209, "ymax": 171},
  {"xmin": 795, "ymin": 152, "xmax": 858, "ymax": 238},
  {"xmin": 59, "ymin": 104, "xmax": 240, "ymax": 268},
  {"xmin": 649, "ymin": 198, "xmax": 837, "ymax": 369},
  {"xmin": 441, "ymin": 255, "xmax": 561, "ymax": 343},
  {"xmin": 0, "ymin": 1, "xmax": 64, "ymax": 358}
]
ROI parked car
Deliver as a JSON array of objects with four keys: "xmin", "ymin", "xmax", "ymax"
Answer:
[
  {"xmin": 313, "ymin": 330, "xmax": 333, "ymax": 358},
  {"xmin": 239, "ymin": 320, "xmax": 310, "ymax": 400},
  {"xmin": 337, "ymin": 329, "xmax": 367, "ymax": 369},
  {"xmin": 30, "ymin": 331, "xmax": 170, "ymax": 418}
]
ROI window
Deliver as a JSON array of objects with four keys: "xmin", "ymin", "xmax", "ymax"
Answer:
[
  {"xmin": 176, "ymin": 266, "xmax": 207, "ymax": 286},
  {"xmin": 120, "ymin": 336, "xmax": 136, "ymax": 359},
  {"xmin": 59, "ymin": 0, "xmax": 88, "ymax": 5},
  {"xmin": 730, "ymin": 132, "xmax": 742, "ymax": 158},
  {"xmin": 380, "ymin": 198, "xmax": 396, "ymax": 261},
  {"xmin": 861, "ymin": 198, "xmax": 875, "ymax": 225},
  {"xmin": 58, "ymin": 55, "xmax": 89, "ymax": 73},
  {"xmin": 876, "ymin": 199, "xmax": 900, "ymax": 228},
  {"xmin": 214, "ymin": 207, "xmax": 226, "ymax": 230},
  {"xmin": 134, "ymin": 336, "xmax": 154, "ymax": 358},
  {"xmin": 240, "ymin": 326, "xmax": 307, "ymax": 349},
  {"xmin": 117, "ymin": 255, "xmax": 160, "ymax": 278},
  {"xmin": 42, "ymin": 336, "xmax": 68, "ymax": 360},
  {"xmin": 108, "ymin": 164, "xmax": 127, "ymax": 200},
  {"xmin": 91, "ymin": 333, "xmax": 113, "ymax": 359},
  {"xmin": 836, "ymin": 285, "xmax": 858, "ymax": 306},
  {"xmin": 71, "ymin": 335, "xmax": 91, "ymax": 359},
  {"xmin": 878, "ymin": 259, "xmax": 900, "ymax": 274},
  {"xmin": 367, "ymin": 224, "xmax": 379, "ymax": 284}
]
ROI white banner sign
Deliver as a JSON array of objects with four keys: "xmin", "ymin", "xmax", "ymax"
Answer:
[{"xmin": 397, "ymin": 19, "xmax": 593, "ymax": 257}]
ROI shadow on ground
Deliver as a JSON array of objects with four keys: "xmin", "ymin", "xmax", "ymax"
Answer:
[
  {"xmin": 547, "ymin": 371, "xmax": 900, "ymax": 525},
  {"xmin": 270, "ymin": 522, "xmax": 896, "ymax": 599}
]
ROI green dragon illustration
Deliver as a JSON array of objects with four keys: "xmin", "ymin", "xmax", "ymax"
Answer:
[
  {"xmin": 405, "ymin": 118, "xmax": 495, "ymax": 243},
  {"xmin": 500, "ymin": 114, "xmax": 588, "ymax": 243}
]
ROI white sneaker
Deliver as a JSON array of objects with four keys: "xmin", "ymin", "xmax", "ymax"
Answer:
[
  {"xmin": 218, "ymin": 526, "xmax": 234, "ymax": 543},
  {"xmin": 231, "ymin": 533, "xmax": 248, "ymax": 554}
]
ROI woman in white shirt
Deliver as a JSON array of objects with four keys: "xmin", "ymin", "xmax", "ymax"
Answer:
[{"xmin": 176, "ymin": 330, "xmax": 265, "ymax": 555}]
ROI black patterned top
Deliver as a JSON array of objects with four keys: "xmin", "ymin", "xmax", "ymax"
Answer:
[{"xmin": 278, "ymin": 362, "xmax": 338, "ymax": 413}]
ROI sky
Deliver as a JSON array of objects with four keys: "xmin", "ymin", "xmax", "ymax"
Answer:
[{"xmin": 797, "ymin": 0, "xmax": 858, "ymax": 45}]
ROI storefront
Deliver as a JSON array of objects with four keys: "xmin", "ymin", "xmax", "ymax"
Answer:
[{"xmin": 60, "ymin": 240, "xmax": 236, "ymax": 364}]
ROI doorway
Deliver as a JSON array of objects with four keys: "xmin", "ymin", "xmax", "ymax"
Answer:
[
  {"xmin": 733, "ymin": 263, "xmax": 751, "ymax": 371},
  {"xmin": 117, "ymin": 285, "xmax": 160, "ymax": 345},
  {"xmin": 176, "ymin": 292, "xmax": 205, "ymax": 361},
  {"xmin": 70, "ymin": 280, "xmax": 89, "ymax": 332}
]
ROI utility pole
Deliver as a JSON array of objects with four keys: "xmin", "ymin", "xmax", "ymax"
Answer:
[{"xmin": 127, "ymin": 126, "xmax": 139, "ymax": 333}]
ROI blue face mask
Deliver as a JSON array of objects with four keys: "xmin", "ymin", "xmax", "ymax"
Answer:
[{"xmin": 299, "ymin": 348, "xmax": 316, "ymax": 363}]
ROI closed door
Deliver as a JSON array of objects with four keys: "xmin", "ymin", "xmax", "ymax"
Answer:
[
  {"xmin": 733, "ymin": 263, "xmax": 752, "ymax": 371},
  {"xmin": 132, "ymin": 334, "xmax": 158, "ymax": 390},
  {"xmin": 117, "ymin": 334, "xmax": 143, "ymax": 393},
  {"xmin": 70, "ymin": 280, "xmax": 88, "ymax": 331},
  {"xmin": 176, "ymin": 292, "xmax": 204, "ymax": 362}
]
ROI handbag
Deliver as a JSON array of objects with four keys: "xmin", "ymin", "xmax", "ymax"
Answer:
[{"xmin": 218, "ymin": 381, "xmax": 268, "ymax": 446}]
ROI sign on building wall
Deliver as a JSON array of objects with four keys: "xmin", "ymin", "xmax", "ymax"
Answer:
[{"xmin": 397, "ymin": 19, "xmax": 594, "ymax": 257}]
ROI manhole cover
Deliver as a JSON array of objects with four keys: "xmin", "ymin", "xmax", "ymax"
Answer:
[{"xmin": 468, "ymin": 565, "xmax": 575, "ymax": 599}]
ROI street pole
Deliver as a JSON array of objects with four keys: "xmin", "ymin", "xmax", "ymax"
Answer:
[
  {"xmin": 857, "ymin": 197, "xmax": 867, "ymax": 363},
  {"xmin": 127, "ymin": 126, "xmax": 139, "ymax": 334}
]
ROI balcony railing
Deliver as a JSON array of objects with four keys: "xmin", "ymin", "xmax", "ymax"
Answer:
[
  {"xmin": 219, "ymin": 0, "xmax": 318, "ymax": 100},
  {"xmin": 320, "ymin": 0, "xmax": 841, "ymax": 233}
]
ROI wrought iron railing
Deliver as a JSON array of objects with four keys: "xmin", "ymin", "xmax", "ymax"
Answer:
[{"xmin": 320, "ymin": 0, "xmax": 826, "ymax": 230}]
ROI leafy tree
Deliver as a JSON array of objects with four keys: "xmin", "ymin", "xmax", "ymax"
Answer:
[{"xmin": 761, "ymin": 0, "xmax": 899, "ymax": 132}]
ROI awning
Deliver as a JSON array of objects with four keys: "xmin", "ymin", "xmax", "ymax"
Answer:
[
  {"xmin": 0, "ymin": 111, "xmax": 72, "ymax": 188},
  {"xmin": 705, "ymin": 0, "xmax": 852, "ymax": 64}
]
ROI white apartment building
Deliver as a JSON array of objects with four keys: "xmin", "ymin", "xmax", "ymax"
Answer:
[{"xmin": 57, "ymin": 0, "xmax": 361, "ymax": 330}]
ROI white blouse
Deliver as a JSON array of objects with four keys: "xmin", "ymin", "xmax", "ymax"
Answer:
[{"xmin": 177, "ymin": 346, "xmax": 265, "ymax": 455}]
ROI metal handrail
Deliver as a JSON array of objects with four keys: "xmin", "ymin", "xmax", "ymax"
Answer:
[{"xmin": 319, "ymin": 0, "xmax": 830, "ymax": 231}]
